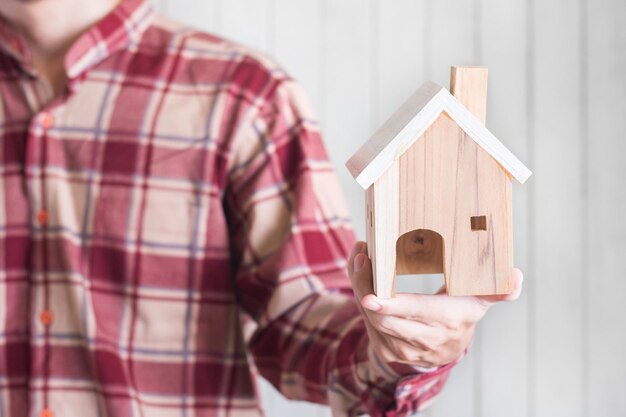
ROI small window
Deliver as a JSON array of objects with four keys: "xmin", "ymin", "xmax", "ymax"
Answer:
[{"xmin": 471, "ymin": 215, "xmax": 487, "ymax": 231}]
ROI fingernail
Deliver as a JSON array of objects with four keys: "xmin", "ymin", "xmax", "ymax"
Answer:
[
  {"xmin": 357, "ymin": 242, "xmax": 367, "ymax": 253},
  {"xmin": 350, "ymin": 246, "xmax": 358, "ymax": 261},
  {"xmin": 350, "ymin": 242, "xmax": 365, "ymax": 259},
  {"xmin": 354, "ymin": 254, "xmax": 365, "ymax": 272},
  {"xmin": 363, "ymin": 298, "xmax": 382, "ymax": 312}
]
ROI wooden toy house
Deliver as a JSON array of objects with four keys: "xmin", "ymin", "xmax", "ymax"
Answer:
[{"xmin": 346, "ymin": 67, "xmax": 531, "ymax": 298}]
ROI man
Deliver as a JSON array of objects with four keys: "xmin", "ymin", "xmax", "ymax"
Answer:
[{"xmin": 0, "ymin": 0, "xmax": 523, "ymax": 416}]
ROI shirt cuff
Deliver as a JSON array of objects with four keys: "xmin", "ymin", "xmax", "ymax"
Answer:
[
  {"xmin": 371, "ymin": 346, "xmax": 467, "ymax": 417},
  {"xmin": 384, "ymin": 359, "xmax": 458, "ymax": 417}
]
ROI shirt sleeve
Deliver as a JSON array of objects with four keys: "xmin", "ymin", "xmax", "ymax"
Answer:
[{"xmin": 222, "ymin": 57, "xmax": 458, "ymax": 417}]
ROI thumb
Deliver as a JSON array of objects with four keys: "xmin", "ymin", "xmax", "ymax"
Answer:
[{"xmin": 348, "ymin": 243, "xmax": 373, "ymax": 301}]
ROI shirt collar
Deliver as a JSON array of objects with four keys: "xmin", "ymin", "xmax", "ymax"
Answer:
[
  {"xmin": 0, "ymin": 0, "xmax": 155, "ymax": 79},
  {"xmin": 0, "ymin": 15, "xmax": 31, "ymax": 68}
]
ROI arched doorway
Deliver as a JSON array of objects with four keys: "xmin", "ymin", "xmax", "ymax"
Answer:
[{"xmin": 395, "ymin": 228, "xmax": 445, "ymax": 275}]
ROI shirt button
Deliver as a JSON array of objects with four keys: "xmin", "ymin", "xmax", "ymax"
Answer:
[
  {"xmin": 40, "ymin": 310, "xmax": 53, "ymax": 326},
  {"xmin": 10, "ymin": 39, "xmax": 21, "ymax": 52},
  {"xmin": 40, "ymin": 409, "xmax": 54, "ymax": 417},
  {"xmin": 36, "ymin": 210, "xmax": 49, "ymax": 225},
  {"xmin": 40, "ymin": 112, "xmax": 54, "ymax": 129}
]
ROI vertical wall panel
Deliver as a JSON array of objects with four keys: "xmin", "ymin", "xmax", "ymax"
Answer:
[
  {"xmin": 478, "ymin": 1, "xmax": 530, "ymax": 416},
  {"xmin": 321, "ymin": 0, "xmax": 374, "ymax": 238},
  {"xmin": 426, "ymin": 0, "xmax": 474, "ymax": 84},
  {"xmin": 532, "ymin": 0, "xmax": 585, "ymax": 416},
  {"xmin": 150, "ymin": 0, "xmax": 168, "ymax": 14},
  {"xmin": 218, "ymin": 0, "xmax": 271, "ymax": 52},
  {"xmin": 376, "ymin": 0, "xmax": 426, "ymax": 139},
  {"xmin": 588, "ymin": 0, "xmax": 626, "ymax": 415},
  {"xmin": 160, "ymin": 0, "xmax": 219, "ymax": 31},
  {"xmin": 273, "ymin": 0, "xmax": 324, "ymax": 114}
]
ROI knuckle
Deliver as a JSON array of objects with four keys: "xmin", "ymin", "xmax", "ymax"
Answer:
[
  {"xmin": 377, "ymin": 345, "xmax": 397, "ymax": 363},
  {"xmin": 408, "ymin": 335, "xmax": 427, "ymax": 349},
  {"xmin": 445, "ymin": 318, "xmax": 463, "ymax": 332},
  {"xmin": 408, "ymin": 351, "xmax": 425, "ymax": 364},
  {"xmin": 451, "ymin": 324, "xmax": 471, "ymax": 343},
  {"xmin": 397, "ymin": 345, "xmax": 420, "ymax": 363},
  {"xmin": 375, "ymin": 316, "xmax": 396, "ymax": 335},
  {"xmin": 402, "ymin": 343, "xmax": 434, "ymax": 365},
  {"xmin": 429, "ymin": 333, "xmax": 447, "ymax": 350},
  {"xmin": 444, "ymin": 340, "xmax": 462, "ymax": 358},
  {"xmin": 415, "ymin": 336, "xmax": 437, "ymax": 352},
  {"xmin": 418, "ymin": 351, "xmax": 439, "ymax": 368}
]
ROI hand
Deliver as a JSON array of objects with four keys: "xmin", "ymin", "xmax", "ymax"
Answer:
[{"xmin": 348, "ymin": 241, "xmax": 523, "ymax": 369}]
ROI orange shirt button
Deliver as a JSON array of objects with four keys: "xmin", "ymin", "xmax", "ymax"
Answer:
[
  {"xmin": 10, "ymin": 39, "xmax": 21, "ymax": 52},
  {"xmin": 40, "ymin": 310, "xmax": 53, "ymax": 326},
  {"xmin": 40, "ymin": 409, "xmax": 54, "ymax": 417},
  {"xmin": 36, "ymin": 210, "xmax": 48, "ymax": 225},
  {"xmin": 40, "ymin": 112, "xmax": 54, "ymax": 129}
]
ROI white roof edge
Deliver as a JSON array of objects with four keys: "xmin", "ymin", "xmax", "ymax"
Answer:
[
  {"xmin": 353, "ymin": 87, "xmax": 532, "ymax": 189},
  {"xmin": 346, "ymin": 82, "xmax": 445, "ymax": 184},
  {"xmin": 438, "ymin": 89, "xmax": 533, "ymax": 184},
  {"xmin": 354, "ymin": 90, "xmax": 446, "ymax": 188}
]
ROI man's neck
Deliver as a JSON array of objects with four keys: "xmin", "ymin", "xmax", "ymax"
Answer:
[{"xmin": 0, "ymin": 0, "xmax": 123, "ymax": 94}]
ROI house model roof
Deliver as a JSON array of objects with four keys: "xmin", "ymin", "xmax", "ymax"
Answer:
[{"xmin": 346, "ymin": 81, "xmax": 532, "ymax": 189}]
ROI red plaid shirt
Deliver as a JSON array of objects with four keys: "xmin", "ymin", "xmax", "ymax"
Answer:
[{"xmin": 0, "ymin": 0, "xmax": 455, "ymax": 415}]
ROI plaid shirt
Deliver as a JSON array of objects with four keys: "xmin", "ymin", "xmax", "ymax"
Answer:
[{"xmin": 0, "ymin": 0, "xmax": 455, "ymax": 416}]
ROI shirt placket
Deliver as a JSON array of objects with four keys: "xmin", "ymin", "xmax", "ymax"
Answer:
[{"xmin": 26, "ymin": 107, "xmax": 56, "ymax": 417}]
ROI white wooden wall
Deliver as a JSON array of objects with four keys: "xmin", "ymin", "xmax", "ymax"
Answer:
[{"xmin": 151, "ymin": 1, "xmax": 626, "ymax": 416}]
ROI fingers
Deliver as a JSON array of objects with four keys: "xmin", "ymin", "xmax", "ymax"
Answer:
[
  {"xmin": 363, "ymin": 292, "xmax": 486, "ymax": 325},
  {"xmin": 368, "ymin": 313, "xmax": 443, "ymax": 349},
  {"xmin": 361, "ymin": 268, "xmax": 525, "ymax": 323},
  {"xmin": 370, "ymin": 319, "xmax": 472, "ymax": 368},
  {"xmin": 346, "ymin": 241, "xmax": 362, "ymax": 277},
  {"xmin": 372, "ymin": 331, "xmax": 435, "ymax": 368},
  {"xmin": 360, "ymin": 265, "xmax": 525, "ymax": 369},
  {"xmin": 347, "ymin": 241, "xmax": 373, "ymax": 301}
]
